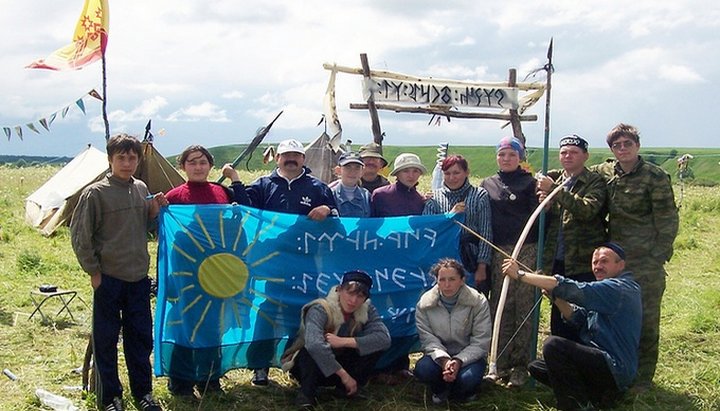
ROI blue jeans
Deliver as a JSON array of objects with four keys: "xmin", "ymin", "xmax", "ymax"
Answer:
[{"xmin": 413, "ymin": 355, "xmax": 485, "ymax": 399}]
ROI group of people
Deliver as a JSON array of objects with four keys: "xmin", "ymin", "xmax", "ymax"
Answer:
[{"xmin": 69, "ymin": 122, "xmax": 678, "ymax": 411}]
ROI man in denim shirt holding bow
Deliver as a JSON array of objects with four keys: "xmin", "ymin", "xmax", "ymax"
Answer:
[{"xmin": 503, "ymin": 243, "xmax": 641, "ymax": 411}]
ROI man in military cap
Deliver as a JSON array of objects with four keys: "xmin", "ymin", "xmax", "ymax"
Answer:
[
  {"xmin": 591, "ymin": 123, "xmax": 679, "ymax": 390},
  {"xmin": 282, "ymin": 270, "xmax": 391, "ymax": 408},
  {"xmin": 536, "ymin": 134, "xmax": 608, "ymax": 342},
  {"xmin": 358, "ymin": 142, "xmax": 390, "ymax": 193}
]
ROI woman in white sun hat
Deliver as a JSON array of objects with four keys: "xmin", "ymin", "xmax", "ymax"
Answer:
[{"xmin": 370, "ymin": 152, "xmax": 427, "ymax": 217}]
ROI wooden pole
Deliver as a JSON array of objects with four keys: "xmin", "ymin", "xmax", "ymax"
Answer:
[
  {"xmin": 101, "ymin": 51, "xmax": 110, "ymax": 141},
  {"xmin": 360, "ymin": 53, "xmax": 384, "ymax": 145},
  {"xmin": 508, "ymin": 68, "xmax": 524, "ymax": 144},
  {"xmin": 349, "ymin": 103, "xmax": 537, "ymax": 121},
  {"xmin": 322, "ymin": 63, "xmax": 544, "ymax": 91}
]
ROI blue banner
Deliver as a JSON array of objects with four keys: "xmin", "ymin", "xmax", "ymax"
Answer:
[{"xmin": 155, "ymin": 204, "xmax": 462, "ymax": 379}]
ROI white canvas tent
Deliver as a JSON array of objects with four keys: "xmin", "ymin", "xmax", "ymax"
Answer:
[{"xmin": 25, "ymin": 145, "xmax": 108, "ymax": 236}]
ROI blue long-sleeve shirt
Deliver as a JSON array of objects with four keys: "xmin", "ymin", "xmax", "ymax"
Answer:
[{"xmin": 551, "ymin": 272, "xmax": 642, "ymax": 390}]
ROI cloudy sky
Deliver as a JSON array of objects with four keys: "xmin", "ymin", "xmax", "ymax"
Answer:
[{"xmin": 1, "ymin": 0, "xmax": 718, "ymax": 157}]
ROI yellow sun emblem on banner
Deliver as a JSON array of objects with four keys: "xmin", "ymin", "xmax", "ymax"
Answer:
[{"xmin": 167, "ymin": 210, "xmax": 284, "ymax": 342}]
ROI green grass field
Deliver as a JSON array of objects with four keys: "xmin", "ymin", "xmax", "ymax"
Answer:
[
  {"xmin": 1, "ymin": 164, "xmax": 718, "ymax": 410},
  {"xmin": 197, "ymin": 144, "xmax": 720, "ymax": 186}
]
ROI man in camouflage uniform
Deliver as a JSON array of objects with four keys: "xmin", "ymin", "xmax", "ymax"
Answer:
[
  {"xmin": 591, "ymin": 123, "xmax": 679, "ymax": 389},
  {"xmin": 537, "ymin": 134, "xmax": 608, "ymax": 342}
]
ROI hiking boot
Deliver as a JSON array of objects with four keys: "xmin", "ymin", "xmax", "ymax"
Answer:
[
  {"xmin": 195, "ymin": 378, "xmax": 222, "ymax": 395},
  {"xmin": 373, "ymin": 369, "xmax": 413, "ymax": 386},
  {"xmin": 167, "ymin": 378, "xmax": 194, "ymax": 396},
  {"xmin": 205, "ymin": 378, "xmax": 223, "ymax": 393},
  {"xmin": 628, "ymin": 381, "xmax": 654, "ymax": 395},
  {"xmin": 458, "ymin": 393, "xmax": 478, "ymax": 403},
  {"xmin": 295, "ymin": 391, "xmax": 315, "ymax": 410},
  {"xmin": 508, "ymin": 368, "xmax": 528, "ymax": 388},
  {"xmin": 333, "ymin": 385, "xmax": 369, "ymax": 400},
  {"xmin": 431, "ymin": 389, "xmax": 449, "ymax": 405},
  {"xmin": 104, "ymin": 397, "xmax": 124, "ymax": 411},
  {"xmin": 528, "ymin": 359, "xmax": 550, "ymax": 387},
  {"xmin": 483, "ymin": 368, "xmax": 510, "ymax": 385},
  {"xmin": 137, "ymin": 393, "xmax": 162, "ymax": 411},
  {"xmin": 252, "ymin": 367, "xmax": 269, "ymax": 386}
]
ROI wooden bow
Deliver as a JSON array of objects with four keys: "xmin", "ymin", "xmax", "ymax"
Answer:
[{"xmin": 486, "ymin": 177, "xmax": 569, "ymax": 378}]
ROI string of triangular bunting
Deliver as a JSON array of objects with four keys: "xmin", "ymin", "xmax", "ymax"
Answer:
[{"xmin": 2, "ymin": 89, "xmax": 103, "ymax": 141}]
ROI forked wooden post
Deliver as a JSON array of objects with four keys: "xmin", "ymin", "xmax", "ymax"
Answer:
[
  {"xmin": 360, "ymin": 53, "xmax": 384, "ymax": 145},
  {"xmin": 508, "ymin": 68, "xmax": 524, "ymax": 144}
]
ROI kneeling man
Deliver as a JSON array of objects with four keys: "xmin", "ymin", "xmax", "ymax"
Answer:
[
  {"xmin": 502, "ymin": 243, "xmax": 641, "ymax": 410},
  {"xmin": 282, "ymin": 270, "xmax": 391, "ymax": 408}
]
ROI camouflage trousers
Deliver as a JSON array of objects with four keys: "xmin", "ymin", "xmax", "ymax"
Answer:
[
  {"xmin": 489, "ymin": 243, "xmax": 538, "ymax": 374},
  {"xmin": 629, "ymin": 259, "xmax": 667, "ymax": 385}
]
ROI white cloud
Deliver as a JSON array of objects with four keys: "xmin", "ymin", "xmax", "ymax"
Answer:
[
  {"xmin": 450, "ymin": 36, "xmax": 476, "ymax": 46},
  {"xmin": 657, "ymin": 64, "xmax": 704, "ymax": 84},
  {"xmin": 421, "ymin": 64, "xmax": 490, "ymax": 82},
  {"xmin": 222, "ymin": 90, "xmax": 245, "ymax": 99},
  {"xmin": 128, "ymin": 83, "xmax": 189, "ymax": 94},
  {"xmin": 108, "ymin": 97, "xmax": 169, "ymax": 122},
  {"xmin": 87, "ymin": 97, "xmax": 169, "ymax": 133},
  {"xmin": 166, "ymin": 102, "xmax": 229, "ymax": 122}
]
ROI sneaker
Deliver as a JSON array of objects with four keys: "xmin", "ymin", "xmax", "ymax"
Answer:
[
  {"xmin": 137, "ymin": 393, "xmax": 162, "ymax": 411},
  {"xmin": 105, "ymin": 397, "xmax": 124, "ymax": 411},
  {"xmin": 252, "ymin": 367, "xmax": 269, "ymax": 386}
]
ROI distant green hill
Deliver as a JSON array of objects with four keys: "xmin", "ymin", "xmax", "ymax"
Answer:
[
  {"xmin": 5, "ymin": 145, "xmax": 719, "ymax": 185},
  {"xmin": 196, "ymin": 144, "xmax": 720, "ymax": 186},
  {"xmin": 0, "ymin": 155, "xmax": 73, "ymax": 167}
]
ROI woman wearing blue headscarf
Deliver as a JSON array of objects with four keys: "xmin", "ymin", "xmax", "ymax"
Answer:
[{"xmin": 480, "ymin": 137, "xmax": 539, "ymax": 388}]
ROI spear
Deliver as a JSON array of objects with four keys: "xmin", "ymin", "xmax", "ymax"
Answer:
[
  {"xmin": 529, "ymin": 37, "xmax": 554, "ymax": 377},
  {"xmin": 217, "ymin": 110, "xmax": 283, "ymax": 184}
]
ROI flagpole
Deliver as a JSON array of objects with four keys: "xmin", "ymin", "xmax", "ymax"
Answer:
[{"xmin": 101, "ymin": 51, "xmax": 110, "ymax": 141}]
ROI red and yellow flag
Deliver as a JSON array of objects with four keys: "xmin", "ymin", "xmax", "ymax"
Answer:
[{"xmin": 27, "ymin": 0, "xmax": 109, "ymax": 71}]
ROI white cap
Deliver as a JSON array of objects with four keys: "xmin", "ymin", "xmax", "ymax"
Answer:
[
  {"xmin": 277, "ymin": 139, "xmax": 305, "ymax": 155},
  {"xmin": 390, "ymin": 153, "xmax": 427, "ymax": 176}
]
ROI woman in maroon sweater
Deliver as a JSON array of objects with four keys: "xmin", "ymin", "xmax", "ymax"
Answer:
[
  {"xmin": 166, "ymin": 145, "xmax": 250, "ymax": 205},
  {"xmin": 165, "ymin": 145, "xmax": 249, "ymax": 396}
]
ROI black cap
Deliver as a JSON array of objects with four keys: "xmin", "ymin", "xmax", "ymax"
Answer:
[
  {"xmin": 601, "ymin": 242, "xmax": 626, "ymax": 260},
  {"xmin": 341, "ymin": 270, "xmax": 373, "ymax": 294},
  {"xmin": 338, "ymin": 151, "xmax": 364, "ymax": 166},
  {"xmin": 559, "ymin": 134, "xmax": 589, "ymax": 152}
]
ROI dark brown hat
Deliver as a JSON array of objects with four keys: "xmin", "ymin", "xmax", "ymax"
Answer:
[{"xmin": 359, "ymin": 142, "xmax": 388, "ymax": 167}]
